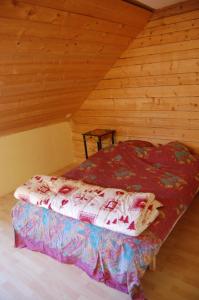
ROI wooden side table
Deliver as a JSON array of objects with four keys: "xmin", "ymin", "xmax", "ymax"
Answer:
[{"xmin": 82, "ymin": 129, "xmax": 116, "ymax": 159}]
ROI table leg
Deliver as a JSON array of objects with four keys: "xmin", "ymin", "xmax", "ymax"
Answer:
[
  {"xmin": 97, "ymin": 137, "xmax": 102, "ymax": 151},
  {"xmin": 111, "ymin": 132, "xmax": 115, "ymax": 144},
  {"xmin": 83, "ymin": 135, "xmax": 88, "ymax": 159}
]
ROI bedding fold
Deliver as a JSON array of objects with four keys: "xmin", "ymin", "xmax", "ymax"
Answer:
[{"xmin": 14, "ymin": 175, "xmax": 162, "ymax": 237}]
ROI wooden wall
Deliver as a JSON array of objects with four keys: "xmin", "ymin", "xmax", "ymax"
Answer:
[
  {"xmin": 72, "ymin": 0, "xmax": 199, "ymax": 161},
  {"xmin": 0, "ymin": 0, "xmax": 150, "ymax": 136}
]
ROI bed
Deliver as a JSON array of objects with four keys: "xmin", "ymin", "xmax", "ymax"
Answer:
[{"xmin": 12, "ymin": 140, "xmax": 199, "ymax": 299}]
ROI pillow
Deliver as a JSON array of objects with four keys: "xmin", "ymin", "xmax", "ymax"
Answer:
[
  {"xmin": 166, "ymin": 141, "xmax": 192, "ymax": 153},
  {"xmin": 146, "ymin": 141, "xmax": 199, "ymax": 168},
  {"xmin": 120, "ymin": 140, "xmax": 155, "ymax": 148}
]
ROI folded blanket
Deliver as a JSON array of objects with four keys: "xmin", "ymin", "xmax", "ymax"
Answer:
[{"xmin": 14, "ymin": 175, "xmax": 162, "ymax": 237}]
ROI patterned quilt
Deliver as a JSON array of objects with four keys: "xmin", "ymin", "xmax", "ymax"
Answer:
[
  {"xmin": 14, "ymin": 176, "xmax": 162, "ymax": 237},
  {"xmin": 12, "ymin": 140, "xmax": 199, "ymax": 299}
]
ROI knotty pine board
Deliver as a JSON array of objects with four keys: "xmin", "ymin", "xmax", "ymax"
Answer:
[
  {"xmin": 72, "ymin": 0, "xmax": 199, "ymax": 161},
  {"xmin": 0, "ymin": 0, "xmax": 150, "ymax": 136}
]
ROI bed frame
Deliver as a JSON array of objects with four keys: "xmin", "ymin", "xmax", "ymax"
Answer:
[{"xmin": 149, "ymin": 256, "xmax": 156, "ymax": 271}]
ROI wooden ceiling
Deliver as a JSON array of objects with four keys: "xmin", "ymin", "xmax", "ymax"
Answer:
[{"xmin": 0, "ymin": 0, "xmax": 151, "ymax": 136}]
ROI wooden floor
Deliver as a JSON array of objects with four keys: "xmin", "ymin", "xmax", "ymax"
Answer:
[{"xmin": 0, "ymin": 167, "xmax": 199, "ymax": 300}]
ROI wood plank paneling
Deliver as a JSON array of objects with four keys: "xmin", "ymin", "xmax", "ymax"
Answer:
[
  {"xmin": 0, "ymin": 0, "xmax": 151, "ymax": 136},
  {"xmin": 23, "ymin": 0, "xmax": 150, "ymax": 27},
  {"xmin": 72, "ymin": 0, "xmax": 199, "ymax": 161}
]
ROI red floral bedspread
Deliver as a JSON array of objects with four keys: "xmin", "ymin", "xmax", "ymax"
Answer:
[{"xmin": 64, "ymin": 140, "xmax": 199, "ymax": 241}]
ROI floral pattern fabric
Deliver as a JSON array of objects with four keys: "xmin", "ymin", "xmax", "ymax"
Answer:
[
  {"xmin": 65, "ymin": 141, "xmax": 199, "ymax": 211},
  {"xmin": 12, "ymin": 140, "xmax": 199, "ymax": 299}
]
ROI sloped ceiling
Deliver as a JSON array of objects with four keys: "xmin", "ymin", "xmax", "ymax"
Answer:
[{"xmin": 0, "ymin": 0, "xmax": 151, "ymax": 136}]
